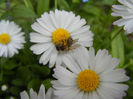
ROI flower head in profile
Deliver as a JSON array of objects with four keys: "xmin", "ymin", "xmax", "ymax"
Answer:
[
  {"xmin": 20, "ymin": 84, "xmax": 57, "ymax": 99},
  {"xmin": 0, "ymin": 20, "xmax": 25, "ymax": 57},
  {"xmin": 30, "ymin": 9, "xmax": 93, "ymax": 68},
  {"xmin": 52, "ymin": 47, "xmax": 129, "ymax": 99},
  {"xmin": 112, "ymin": 0, "xmax": 133, "ymax": 34}
]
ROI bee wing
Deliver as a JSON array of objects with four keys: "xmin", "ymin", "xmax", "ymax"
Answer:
[
  {"xmin": 70, "ymin": 44, "xmax": 80, "ymax": 50},
  {"xmin": 72, "ymin": 38, "xmax": 79, "ymax": 44}
]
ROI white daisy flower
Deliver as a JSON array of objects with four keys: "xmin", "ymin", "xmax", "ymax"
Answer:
[
  {"xmin": 30, "ymin": 9, "xmax": 94, "ymax": 68},
  {"xmin": 52, "ymin": 47, "xmax": 129, "ymax": 99},
  {"xmin": 20, "ymin": 84, "xmax": 57, "ymax": 99},
  {"xmin": 0, "ymin": 20, "xmax": 25, "ymax": 57},
  {"xmin": 112, "ymin": 0, "xmax": 133, "ymax": 34}
]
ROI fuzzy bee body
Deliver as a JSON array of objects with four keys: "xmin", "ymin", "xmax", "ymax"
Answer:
[{"xmin": 55, "ymin": 37, "xmax": 80, "ymax": 51}]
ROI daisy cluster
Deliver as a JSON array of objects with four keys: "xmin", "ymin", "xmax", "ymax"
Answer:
[{"xmin": 0, "ymin": 0, "xmax": 131, "ymax": 98}]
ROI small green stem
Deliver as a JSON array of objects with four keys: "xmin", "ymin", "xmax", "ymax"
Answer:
[
  {"xmin": 55, "ymin": 0, "xmax": 58, "ymax": 9},
  {"xmin": 23, "ymin": 0, "xmax": 29, "ymax": 8},
  {"xmin": 0, "ymin": 58, "xmax": 3, "ymax": 81}
]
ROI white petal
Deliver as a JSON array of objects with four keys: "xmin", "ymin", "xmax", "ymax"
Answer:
[
  {"xmin": 20, "ymin": 91, "xmax": 29, "ymax": 99},
  {"xmin": 99, "ymin": 82, "xmax": 128, "ymax": 99},
  {"xmin": 30, "ymin": 32, "xmax": 51, "ymax": 43},
  {"xmin": 63, "ymin": 54, "xmax": 81, "ymax": 74},
  {"xmin": 97, "ymin": 86, "xmax": 114, "ymax": 99},
  {"xmin": 29, "ymin": 88, "xmax": 38, "ymax": 99},
  {"xmin": 31, "ymin": 22, "xmax": 51, "ymax": 36},
  {"xmin": 49, "ymin": 48, "xmax": 58, "ymax": 68},
  {"xmin": 72, "ymin": 46, "xmax": 89, "ymax": 70},
  {"xmin": 100, "ymin": 69, "xmax": 129, "ymax": 82},
  {"xmin": 124, "ymin": 19, "xmax": 133, "ymax": 33},
  {"xmin": 38, "ymin": 84, "xmax": 45, "ymax": 99},
  {"xmin": 55, "ymin": 54, "xmax": 63, "ymax": 66},
  {"xmin": 39, "ymin": 45, "xmax": 54, "ymax": 65},
  {"xmin": 67, "ymin": 16, "xmax": 86, "ymax": 33},
  {"xmin": 0, "ymin": 45, "xmax": 7, "ymax": 57},
  {"xmin": 45, "ymin": 88, "xmax": 54, "ymax": 99},
  {"xmin": 30, "ymin": 43, "xmax": 53, "ymax": 55},
  {"xmin": 88, "ymin": 47, "xmax": 96, "ymax": 70},
  {"xmin": 113, "ymin": 18, "xmax": 130, "ymax": 27},
  {"xmin": 83, "ymin": 93, "xmax": 89, "ymax": 99},
  {"xmin": 53, "ymin": 66, "xmax": 77, "ymax": 86},
  {"xmin": 63, "ymin": 12, "xmax": 75, "ymax": 29},
  {"xmin": 73, "ymin": 91, "xmax": 84, "ymax": 99},
  {"xmin": 54, "ymin": 87, "xmax": 79, "ymax": 99},
  {"xmin": 112, "ymin": 0, "xmax": 133, "ymax": 34},
  {"xmin": 91, "ymin": 91, "xmax": 100, "ymax": 99},
  {"xmin": 37, "ymin": 17, "xmax": 55, "ymax": 32},
  {"xmin": 49, "ymin": 11, "xmax": 58, "ymax": 29},
  {"xmin": 7, "ymin": 44, "xmax": 18, "ymax": 57}
]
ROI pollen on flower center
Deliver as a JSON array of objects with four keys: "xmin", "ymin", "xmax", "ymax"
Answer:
[
  {"xmin": 52, "ymin": 28, "xmax": 73, "ymax": 51},
  {"xmin": 52, "ymin": 28, "xmax": 70, "ymax": 45},
  {"xmin": 77, "ymin": 69, "xmax": 99, "ymax": 92},
  {"xmin": 0, "ymin": 33, "xmax": 11, "ymax": 45}
]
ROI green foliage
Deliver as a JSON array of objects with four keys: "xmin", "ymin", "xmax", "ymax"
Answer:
[
  {"xmin": 42, "ymin": 78, "xmax": 52, "ymax": 90},
  {"xmin": 37, "ymin": 0, "xmax": 50, "ymax": 16},
  {"xmin": 58, "ymin": 0, "xmax": 70, "ymax": 10},
  {"xmin": 111, "ymin": 28, "xmax": 125, "ymax": 67},
  {"xmin": 11, "ymin": 5, "xmax": 36, "ymax": 18},
  {"xmin": 0, "ymin": 0, "xmax": 133, "ymax": 99},
  {"xmin": 23, "ymin": 0, "xmax": 34, "ymax": 10}
]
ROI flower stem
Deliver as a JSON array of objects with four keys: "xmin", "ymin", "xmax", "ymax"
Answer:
[
  {"xmin": 55, "ymin": 0, "xmax": 58, "ymax": 9},
  {"xmin": 0, "ymin": 57, "xmax": 3, "ymax": 81}
]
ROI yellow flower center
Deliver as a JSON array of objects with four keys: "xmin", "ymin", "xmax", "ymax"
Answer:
[
  {"xmin": 77, "ymin": 69, "xmax": 99, "ymax": 92},
  {"xmin": 0, "ymin": 33, "xmax": 11, "ymax": 45},
  {"xmin": 52, "ymin": 28, "xmax": 72, "ymax": 51},
  {"xmin": 52, "ymin": 28, "xmax": 70, "ymax": 45}
]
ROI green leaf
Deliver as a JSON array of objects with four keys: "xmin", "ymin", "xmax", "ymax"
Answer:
[
  {"xmin": 102, "ymin": 0, "xmax": 116, "ymax": 5},
  {"xmin": 30, "ymin": 65, "xmax": 51, "ymax": 76},
  {"xmin": 28, "ymin": 79, "xmax": 41, "ymax": 90},
  {"xmin": 11, "ymin": 4, "xmax": 36, "ymax": 18},
  {"xmin": 58, "ymin": 0, "xmax": 70, "ymax": 10},
  {"xmin": 111, "ymin": 28, "xmax": 125, "ymax": 67},
  {"xmin": 16, "ymin": 67, "xmax": 31, "ymax": 80},
  {"xmin": 37, "ymin": 0, "xmax": 50, "ymax": 16},
  {"xmin": 12, "ymin": 79, "xmax": 24, "ymax": 86},
  {"xmin": 81, "ymin": 4, "xmax": 101, "ymax": 16},
  {"xmin": 3, "ymin": 60, "xmax": 17, "ymax": 70},
  {"xmin": 42, "ymin": 79, "xmax": 52, "ymax": 90},
  {"xmin": 10, "ymin": 86, "xmax": 20, "ymax": 95}
]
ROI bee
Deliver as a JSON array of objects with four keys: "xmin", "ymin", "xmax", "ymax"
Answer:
[
  {"xmin": 56, "ymin": 43, "xmax": 66, "ymax": 51},
  {"xmin": 55, "ymin": 37, "xmax": 80, "ymax": 52}
]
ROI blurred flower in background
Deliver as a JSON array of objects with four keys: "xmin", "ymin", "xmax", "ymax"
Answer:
[
  {"xmin": 112, "ymin": 0, "xmax": 133, "ymax": 34},
  {"xmin": 0, "ymin": 20, "xmax": 25, "ymax": 57},
  {"xmin": 10, "ymin": 96, "xmax": 15, "ymax": 99},
  {"xmin": 1, "ymin": 84, "xmax": 8, "ymax": 91}
]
